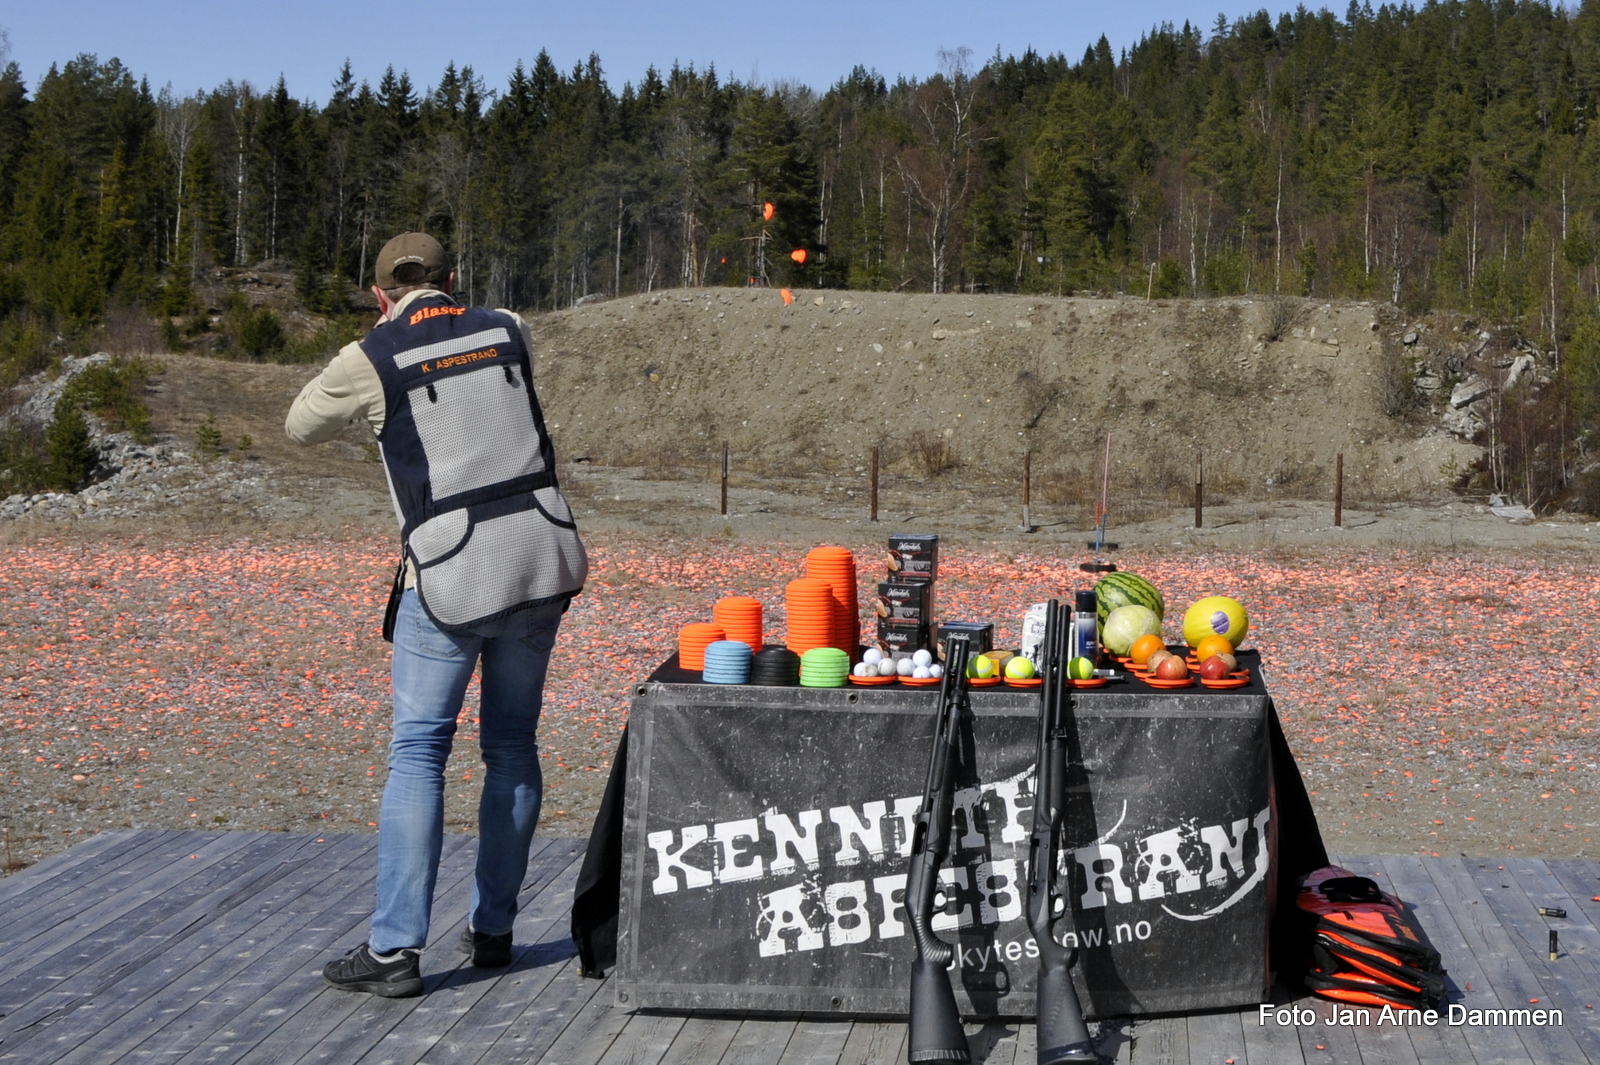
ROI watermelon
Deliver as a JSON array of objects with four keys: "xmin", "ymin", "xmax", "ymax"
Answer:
[{"xmin": 1094, "ymin": 571, "xmax": 1165, "ymax": 627}]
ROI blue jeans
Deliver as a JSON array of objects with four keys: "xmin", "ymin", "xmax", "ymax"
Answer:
[{"xmin": 368, "ymin": 589, "xmax": 566, "ymax": 953}]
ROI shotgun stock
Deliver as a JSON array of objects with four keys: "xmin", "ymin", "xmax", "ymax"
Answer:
[
  {"xmin": 904, "ymin": 634, "xmax": 972, "ymax": 1064},
  {"xmin": 1025, "ymin": 600, "xmax": 1098, "ymax": 1064}
]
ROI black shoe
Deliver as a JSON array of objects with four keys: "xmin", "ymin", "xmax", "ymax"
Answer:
[
  {"xmin": 322, "ymin": 943, "xmax": 423, "ymax": 997},
  {"xmin": 458, "ymin": 925, "xmax": 514, "ymax": 967}
]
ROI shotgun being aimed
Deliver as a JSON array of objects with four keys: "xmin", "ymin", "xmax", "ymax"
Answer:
[
  {"xmin": 1026, "ymin": 600, "xmax": 1098, "ymax": 1064},
  {"xmin": 904, "ymin": 634, "xmax": 972, "ymax": 1064}
]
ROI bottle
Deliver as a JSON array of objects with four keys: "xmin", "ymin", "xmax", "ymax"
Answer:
[{"xmin": 1070, "ymin": 590, "xmax": 1099, "ymax": 665}]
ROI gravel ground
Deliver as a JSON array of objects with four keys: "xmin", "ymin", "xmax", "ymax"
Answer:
[{"xmin": 3, "ymin": 529, "xmax": 1597, "ymax": 877}]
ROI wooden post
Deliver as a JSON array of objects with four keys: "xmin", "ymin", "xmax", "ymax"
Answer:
[
  {"xmin": 720, "ymin": 442, "xmax": 729, "ymax": 516},
  {"xmin": 1022, "ymin": 450, "xmax": 1032, "ymax": 531},
  {"xmin": 1334, "ymin": 452, "xmax": 1344, "ymax": 527},
  {"xmin": 869, "ymin": 446, "xmax": 879, "ymax": 523},
  {"xmin": 1194, "ymin": 455, "xmax": 1203, "ymax": 528}
]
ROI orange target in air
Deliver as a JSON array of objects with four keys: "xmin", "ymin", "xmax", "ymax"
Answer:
[
  {"xmin": 790, "ymin": 248, "xmax": 807, "ymax": 264},
  {"xmin": 763, "ymin": 202, "xmax": 776, "ymax": 221},
  {"xmin": 781, "ymin": 288, "xmax": 794, "ymax": 304}
]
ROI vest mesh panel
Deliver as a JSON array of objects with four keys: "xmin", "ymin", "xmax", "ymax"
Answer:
[
  {"xmin": 418, "ymin": 505, "xmax": 585, "ymax": 624},
  {"xmin": 409, "ymin": 364, "xmax": 547, "ymax": 498}
]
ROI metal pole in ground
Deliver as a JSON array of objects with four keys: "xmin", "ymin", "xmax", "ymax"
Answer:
[
  {"xmin": 1334, "ymin": 452, "xmax": 1344, "ymax": 527},
  {"xmin": 870, "ymin": 446, "xmax": 879, "ymax": 523},
  {"xmin": 1022, "ymin": 450, "xmax": 1032, "ymax": 531},
  {"xmin": 720, "ymin": 442, "xmax": 729, "ymax": 516},
  {"xmin": 1194, "ymin": 455, "xmax": 1203, "ymax": 528}
]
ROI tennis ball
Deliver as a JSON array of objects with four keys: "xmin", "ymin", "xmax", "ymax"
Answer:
[
  {"xmin": 1004, "ymin": 656, "xmax": 1036, "ymax": 680},
  {"xmin": 966, "ymin": 655, "xmax": 996, "ymax": 679},
  {"xmin": 1068, "ymin": 657, "xmax": 1095, "ymax": 680}
]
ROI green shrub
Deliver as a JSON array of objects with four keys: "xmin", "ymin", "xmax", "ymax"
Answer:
[
  {"xmin": 194, "ymin": 415, "xmax": 224, "ymax": 459},
  {"xmin": 45, "ymin": 395, "xmax": 96, "ymax": 491},
  {"xmin": 59, "ymin": 356, "xmax": 156, "ymax": 441},
  {"xmin": 235, "ymin": 306, "xmax": 288, "ymax": 360}
]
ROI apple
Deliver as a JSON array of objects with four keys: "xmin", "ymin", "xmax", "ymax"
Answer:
[
  {"xmin": 1216, "ymin": 652, "xmax": 1238, "ymax": 671},
  {"xmin": 1145, "ymin": 649, "xmax": 1174, "ymax": 673},
  {"xmin": 1200, "ymin": 655, "xmax": 1231, "ymax": 680},
  {"xmin": 1155, "ymin": 656, "xmax": 1189, "ymax": 680}
]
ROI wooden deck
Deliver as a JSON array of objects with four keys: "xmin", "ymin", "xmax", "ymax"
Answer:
[{"xmin": 0, "ymin": 832, "xmax": 1595, "ymax": 1065}]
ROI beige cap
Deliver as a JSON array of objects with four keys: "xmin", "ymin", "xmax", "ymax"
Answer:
[{"xmin": 375, "ymin": 232, "xmax": 448, "ymax": 288}]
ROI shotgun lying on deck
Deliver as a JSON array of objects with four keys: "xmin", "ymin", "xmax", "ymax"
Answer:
[
  {"xmin": 904, "ymin": 633, "xmax": 972, "ymax": 1064},
  {"xmin": 1026, "ymin": 600, "xmax": 1099, "ymax": 1064}
]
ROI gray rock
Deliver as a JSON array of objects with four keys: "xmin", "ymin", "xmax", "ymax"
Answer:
[
  {"xmin": 1414, "ymin": 373, "xmax": 1442, "ymax": 392},
  {"xmin": 1504, "ymin": 354, "xmax": 1535, "ymax": 391},
  {"xmin": 1442, "ymin": 403, "xmax": 1485, "ymax": 440},
  {"xmin": 1403, "ymin": 331, "xmax": 1419, "ymax": 345},
  {"xmin": 1450, "ymin": 376, "xmax": 1491, "ymax": 409}
]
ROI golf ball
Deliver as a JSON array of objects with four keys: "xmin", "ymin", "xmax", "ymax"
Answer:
[
  {"xmin": 896, "ymin": 657, "xmax": 915, "ymax": 676},
  {"xmin": 912, "ymin": 649, "xmax": 933, "ymax": 667},
  {"xmin": 912, "ymin": 665, "xmax": 931, "ymax": 678},
  {"xmin": 862, "ymin": 647, "xmax": 883, "ymax": 665},
  {"xmin": 853, "ymin": 662, "xmax": 871, "ymax": 677},
  {"xmin": 877, "ymin": 660, "xmax": 897, "ymax": 677},
  {"xmin": 928, "ymin": 663, "xmax": 944, "ymax": 678}
]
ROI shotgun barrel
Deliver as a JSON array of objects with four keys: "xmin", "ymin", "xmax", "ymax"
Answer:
[
  {"xmin": 1025, "ymin": 600, "xmax": 1098, "ymax": 1064},
  {"xmin": 904, "ymin": 634, "xmax": 972, "ymax": 1064}
]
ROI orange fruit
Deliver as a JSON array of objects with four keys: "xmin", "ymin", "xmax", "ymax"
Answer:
[
  {"xmin": 1129, "ymin": 633, "xmax": 1165, "ymax": 665},
  {"xmin": 1194, "ymin": 634, "xmax": 1234, "ymax": 661}
]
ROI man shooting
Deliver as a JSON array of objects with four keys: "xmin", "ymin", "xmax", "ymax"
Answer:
[{"xmin": 286, "ymin": 232, "xmax": 587, "ymax": 997}]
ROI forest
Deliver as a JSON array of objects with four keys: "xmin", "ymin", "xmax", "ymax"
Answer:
[{"xmin": 1, "ymin": 1, "xmax": 1598, "ymax": 497}]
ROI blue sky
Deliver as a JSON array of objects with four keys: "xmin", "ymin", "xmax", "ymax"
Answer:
[{"xmin": 3, "ymin": 1, "xmax": 1286, "ymax": 102}]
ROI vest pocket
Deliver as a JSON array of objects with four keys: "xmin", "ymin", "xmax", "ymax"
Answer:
[{"xmin": 408, "ymin": 509, "xmax": 471, "ymax": 566}]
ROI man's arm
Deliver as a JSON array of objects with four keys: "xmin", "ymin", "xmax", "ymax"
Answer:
[{"xmin": 285, "ymin": 342, "xmax": 385, "ymax": 444}]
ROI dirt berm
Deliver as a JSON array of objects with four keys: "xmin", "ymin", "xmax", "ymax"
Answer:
[{"xmin": 529, "ymin": 289, "xmax": 1475, "ymax": 502}]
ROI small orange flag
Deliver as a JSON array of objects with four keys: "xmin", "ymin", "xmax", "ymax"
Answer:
[
  {"xmin": 763, "ymin": 202, "xmax": 776, "ymax": 221},
  {"xmin": 780, "ymin": 288, "xmax": 794, "ymax": 304},
  {"xmin": 790, "ymin": 248, "xmax": 808, "ymax": 264}
]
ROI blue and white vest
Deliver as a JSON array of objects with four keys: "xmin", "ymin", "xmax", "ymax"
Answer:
[{"xmin": 362, "ymin": 293, "xmax": 587, "ymax": 630}]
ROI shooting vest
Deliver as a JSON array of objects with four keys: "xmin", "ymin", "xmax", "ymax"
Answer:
[{"xmin": 362, "ymin": 293, "xmax": 587, "ymax": 631}]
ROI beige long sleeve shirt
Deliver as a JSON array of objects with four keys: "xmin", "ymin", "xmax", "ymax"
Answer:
[{"xmin": 285, "ymin": 289, "xmax": 539, "ymax": 443}]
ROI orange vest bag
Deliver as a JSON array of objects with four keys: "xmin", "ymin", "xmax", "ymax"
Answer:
[{"xmin": 1296, "ymin": 866, "xmax": 1448, "ymax": 1011}]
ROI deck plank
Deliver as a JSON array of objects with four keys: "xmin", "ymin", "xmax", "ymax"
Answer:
[
  {"xmin": 346, "ymin": 843, "xmax": 587, "ymax": 1065},
  {"xmin": 593, "ymin": 1012, "xmax": 690, "ymax": 1065},
  {"xmin": 24, "ymin": 835, "xmax": 374, "ymax": 1065},
  {"xmin": 1186, "ymin": 1008, "xmax": 1249, "ymax": 1065},
  {"xmin": 0, "ymin": 832, "xmax": 327, "ymax": 1059},
  {"xmin": 775, "ymin": 1016, "xmax": 856, "ymax": 1065},
  {"xmin": 0, "ymin": 829, "xmax": 145, "ymax": 909},
  {"xmin": 1427, "ymin": 856, "xmax": 1592, "ymax": 1065},
  {"xmin": 656, "ymin": 1013, "xmax": 742, "ymax": 1065},
  {"xmin": 833, "ymin": 1019, "xmax": 903, "ymax": 1065},
  {"xmin": 715, "ymin": 1017, "xmax": 799, "ymax": 1065},
  {"xmin": 12, "ymin": 834, "xmax": 1600, "ymax": 1065},
  {"xmin": 1129, "ymin": 1014, "xmax": 1187, "ymax": 1064},
  {"xmin": 239, "ymin": 836, "xmax": 485, "ymax": 1065},
  {"xmin": 1468, "ymin": 858, "xmax": 1600, "ymax": 1064},
  {"xmin": 509, "ymin": 974, "xmax": 627, "ymax": 1065},
  {"xmin": 200, "ymin": 834, "xmax": 473, "ymax": 1065},
  {"xmin": 0, "ymin": 829, "xmax": 239, "ymax": 961}
]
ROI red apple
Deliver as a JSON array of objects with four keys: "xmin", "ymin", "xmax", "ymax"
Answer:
[
  {"xmin": 1200, "ymin": 655, "xmax": 1230, "ymax": 680},
  {"xmin": 1145, "ymin": 649, "xmax": 1174, "ymax": 673},
  {"xmin": 1155, "ymin": 656, "xmax": 1189, "ymax": 680}
]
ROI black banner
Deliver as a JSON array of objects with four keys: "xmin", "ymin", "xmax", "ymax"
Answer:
[{"xmin": 615, "ymin": 677, "xmax": 1278, "ymax": 1018}]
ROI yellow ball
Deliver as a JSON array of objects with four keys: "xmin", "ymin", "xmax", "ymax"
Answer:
[
  {"xmin": 1004, "ymin": 656, "xmax": 1036, "ymax": 680},
  {"xmin": 967, "ymin": 654, "xmax": 996, "ymax": 679},
  {"xmin": 1183, "ymin": 596, "xmax": 1249, "ymax": 648}
]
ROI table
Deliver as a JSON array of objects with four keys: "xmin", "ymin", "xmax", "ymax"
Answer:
[{"xmin": 572, "ymin": 652, "xmax": 1325, "ymax": 1019}]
